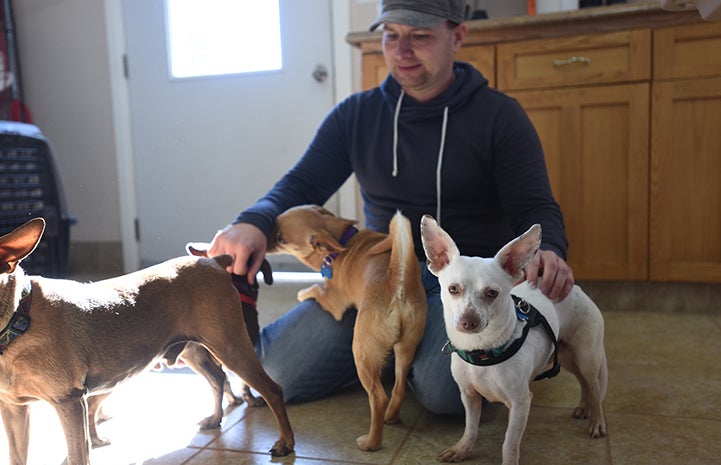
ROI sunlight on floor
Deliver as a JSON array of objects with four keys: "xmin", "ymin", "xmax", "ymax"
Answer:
[{"xmin": 6, "ymin": 369, "xmax": 236, "ymax": 465}]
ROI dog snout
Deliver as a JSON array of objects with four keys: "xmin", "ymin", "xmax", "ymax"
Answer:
[{"xmin": 457, "ymin": 310, "xmax": 483, "ymax": 333}]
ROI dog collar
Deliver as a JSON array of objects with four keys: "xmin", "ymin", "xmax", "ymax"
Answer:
[
  {"xmin": 442, "ymin": 295, "xmax": 561, "ymax": 381},
  {"xmin": 320, "ymin": 225, "xmax": 358, "ymax": 279},
  {"xmin": 231, "ymin": 274, "xmax": 258, "ymax": 308},
  {"xmin": 0, "ymin": 281, "xmax": 32, "ymax": 355}
]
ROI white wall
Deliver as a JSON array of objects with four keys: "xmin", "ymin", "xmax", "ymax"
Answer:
[{"xmin": 14, "ymin": 0, "xmax": 121, "ymax": 243}]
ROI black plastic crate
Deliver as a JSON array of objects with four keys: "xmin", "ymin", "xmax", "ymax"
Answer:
[{"xmin": 0, "ymin": 121, "xmax": 75, "ymax": 277}]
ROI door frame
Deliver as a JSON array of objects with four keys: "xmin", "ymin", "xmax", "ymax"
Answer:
[{"xmin": 103, "ymin": 0, "xmax": 355, "ymax": 272}]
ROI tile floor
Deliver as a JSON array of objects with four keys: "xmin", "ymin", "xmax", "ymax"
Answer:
[{"xmin": 1, "ymin": 274, "xmax": 720, "ymax": 465}]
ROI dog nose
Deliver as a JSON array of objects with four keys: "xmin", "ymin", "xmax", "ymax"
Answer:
[{"xmin": 458, "ymin": 312, "xmax": 481, "ymax": 332}]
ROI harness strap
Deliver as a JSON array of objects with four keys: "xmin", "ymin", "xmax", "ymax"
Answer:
[
  {"xmin": 442, "ymin": 295, "xmax": 561, "ymax": 381},
  {"xmin": 321, "ymin": 225, "xmax": 358, "ymax": 279},
  {"xmin": 0, "ymin": 281, "xmax": 32, "ymax": 355}
]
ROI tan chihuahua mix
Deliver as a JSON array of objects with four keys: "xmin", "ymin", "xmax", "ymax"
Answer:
[
  {"xmin": 420, "ymin": 215, "xmax": 607, "ymax": 465},
  {"xmin": 269, "ymin": 205, "xmax": 427, "ymax": 451},
  {"xmin": 0, "ymin": 218, "xmax": 294, "ymax": 465}
]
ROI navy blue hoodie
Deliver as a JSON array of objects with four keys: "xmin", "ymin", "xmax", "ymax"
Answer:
[{"xmin": 236, "ymin": 61, "xmax": 568, "ymax": 261}]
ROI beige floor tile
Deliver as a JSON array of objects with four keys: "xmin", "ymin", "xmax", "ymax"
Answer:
[
  {"xmin": 603, "ymin": 362, "xmax": 721, "ymax": 420},
  {"xmin": 603, "ymin": 311, "xmax": 721, "ymax": 367},
  {"xmin": 210, "ymin": 384, "xmax": 422, "ymax": 464},
  {"xmin": 607, "ymin": 412, "xmax": 721, "ymax": 465},
  {"xmin": 183, "ymin": 448, "xmax": 351, "ymax": 465},
  {"xmin": 395, "ymin": 402, "xmax": 610, "ymax": 465}
]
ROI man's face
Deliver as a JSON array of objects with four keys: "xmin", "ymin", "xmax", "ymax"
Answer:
[{"xmin": 381, "ymin": 21, "xmax": 466, "ymax": 102}]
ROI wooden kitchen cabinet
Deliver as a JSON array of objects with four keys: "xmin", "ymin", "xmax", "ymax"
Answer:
[
  {"xmin": 498, "ymin": 29, "xmax": 651, "ymax": 280},
  {"xmin": 510, "ymin": 83, "xmax": 649, "ymax": 280},
  {"xmin": 650, "ymin": 22, "xmax": 721, "ymax": 281}
]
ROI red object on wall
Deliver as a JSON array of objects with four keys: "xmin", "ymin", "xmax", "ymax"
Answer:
[{"xmin": 1, "ymin": 0, "xmax": 32, "ymax": 123}]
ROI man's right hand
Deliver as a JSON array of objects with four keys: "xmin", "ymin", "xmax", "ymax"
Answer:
[{"xmin": 208, "ymin": 222, "xmax": 267, "ymax": 283}]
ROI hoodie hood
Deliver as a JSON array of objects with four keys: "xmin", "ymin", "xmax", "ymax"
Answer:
[{"xmin": 379, "ymin": 62, "xmax": 489, "ymax": 225}]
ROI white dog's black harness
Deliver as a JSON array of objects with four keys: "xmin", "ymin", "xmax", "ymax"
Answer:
[
  {"xmin": 442, "ymin": 296, "xmax": 561, "ymax": 381},
  {"xmin": 0, "ymin": 282, "xmax": 32, "ymax": 355}
]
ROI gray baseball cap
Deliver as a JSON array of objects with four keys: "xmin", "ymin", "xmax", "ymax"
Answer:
[{"xmin": 369, "ymin": 0, "xmax": 466, "ymax": 32}]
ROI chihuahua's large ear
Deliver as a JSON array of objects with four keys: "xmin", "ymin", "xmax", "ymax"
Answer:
[
  {"xmin": 420, "ymin": 215, "xmax": 459, "ymax": 276},
  {"xmin": 495, "ymin": 224, "xmax": 541, "ymax": 281},
  {"xmin": 311, "ymin": 230, "xmax": 346, "ymax": 255},
  {"xmin": 0, "ymin": 218, "xmax": 46, "ymax": 274}
]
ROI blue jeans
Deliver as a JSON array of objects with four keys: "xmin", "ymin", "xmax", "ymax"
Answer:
[{"xmin": 256, "ymin": 262, "xmax": 464, "ymax": 415}]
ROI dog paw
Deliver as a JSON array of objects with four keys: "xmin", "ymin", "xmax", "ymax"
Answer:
[
  {"xmin": 356, "ymin": 434, "xmax": 382, "ymax": 451},
  {"xmin": 91, "ymin": 437, "xmax": 112, "ymax": 448},
  {"xmin": 589, "ymin": 422, "xmax": 608, "ymax": 439},
  {"xmin": 438, "ymin": 447, "xmax": 470, "ymax": 462},
  {"xmin": 269, "ymin": 439, "xmax": 294, "ymax": 457},
  {"xmin": 244, "ymin": 394, "xmax": 267, "ymax": 407},
  {"xmin": 572, "ymin": 405, "xmax": 589, "ymax": 419},
  {"xmin": 198, "ymin": 415, "xmax": 222, "ymax": 430},
  {"xmin": 297, "ymin": 284, "xmax": 322, "ymax": 302},
  {"xmin": 297, "ymin": 288, "xmax": 312, "ymax": 302},
  {"xmin": 384, "ymin": 415, "xmax": 400, "ymax": 425}
]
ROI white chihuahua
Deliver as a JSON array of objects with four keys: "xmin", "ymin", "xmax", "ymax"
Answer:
[{"xmin": 420, "ymin": 215, "xmax": 607, "ymax": 465}]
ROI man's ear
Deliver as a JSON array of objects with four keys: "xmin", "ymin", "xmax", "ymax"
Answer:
[{"xmin": 452, "ymin": 22, "xmax": 468, "ymax": 51}]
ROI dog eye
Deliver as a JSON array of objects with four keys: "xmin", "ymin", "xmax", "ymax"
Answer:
[
  {"xmin": 276, "ymin": 233, "xmax": 286, "ymax": 245},
  {"xmin": 484, "ymin": 289, "xmax": 499, "ymax": 299},
  {"xmin": 448, "ymin": 284, "xmax": 461, "ymax": 295}
]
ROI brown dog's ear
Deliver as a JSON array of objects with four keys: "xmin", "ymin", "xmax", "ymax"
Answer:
[
  {"xmin": 495, "ymin": 224, "xmax": 542, "ymax": 281},
  {"xmin": 420, "ymin": 215, "xmax": 459, "ymax": 276},
  {"xmin": 311, "ymin": 230, "xmax": 346, "ymax": 255},
  {"xmin": 259, "ymin": 259, "xmax": 273, "ymax": 285},
  {"xmin": 0, "ymin": 218, "xmax": 46, "ymax": 274},
  {"xmin": 311, "ymin": 205, "xmax": 335, "ymax": 217},
  {"xmin": 185, "ymin": 242, "xmax": 211, "ymax": 257}
]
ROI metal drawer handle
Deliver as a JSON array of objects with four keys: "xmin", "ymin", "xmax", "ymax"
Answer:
[{"xmin": 552, "ymin": 56, "xmax": 591, "ymax": 67}]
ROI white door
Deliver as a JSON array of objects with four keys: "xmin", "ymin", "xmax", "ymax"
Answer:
[{"xmin": 122, "ymin": 0, "xmax": 336, "ymax": 266}]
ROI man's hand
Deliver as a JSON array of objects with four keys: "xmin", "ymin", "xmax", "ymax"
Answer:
[
  {"xmin": 523, "ymin": 249, "xmax": 574, "ymax": 302},
  {"xmin": 208, "ymin": 223, "xmax": 267, "ymax": 283}
]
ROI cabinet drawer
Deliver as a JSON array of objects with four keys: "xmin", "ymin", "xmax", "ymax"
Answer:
[
  {"xmin": 654, "ymin": 22, "xmax": 721, "ymax": 80},
  {"xmin": 497, "ymin": 30, "xmax": 651, "ymax": 91}
]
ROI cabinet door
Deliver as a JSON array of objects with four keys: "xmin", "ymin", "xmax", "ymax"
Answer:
[
  {"xmin": 650, "ymin": 77, "xmax": 721, "ymax": 282},
  {"xmin": 360, "ymin": 44, "xmax": 495, "ymax": 91},
  {"xmin": 511, "ymin": 83, "xmax": 649, "ymax": 280}
]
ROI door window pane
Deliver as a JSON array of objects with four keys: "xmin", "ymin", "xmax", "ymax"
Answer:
[{"xmin": 165, "ymin": 0, "xmax": 282, "ymax": 78}]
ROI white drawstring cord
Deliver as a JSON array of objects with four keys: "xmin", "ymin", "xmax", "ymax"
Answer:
[
  {"xmin": 392, "ymin": 90, "xmax": 405, "ymax": 177},
  {"xmin": 436, "ymin": 106, "xmax": 449, "ymax": 226}
]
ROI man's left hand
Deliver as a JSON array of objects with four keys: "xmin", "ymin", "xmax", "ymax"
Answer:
[{"xmin": 523, "ymin": 249, "xmax": 575, "ymax": 302}]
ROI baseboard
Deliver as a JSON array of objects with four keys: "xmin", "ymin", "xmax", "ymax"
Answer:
[{"xmin": 578, "ymin": 280, "xmax": 721, "ymax": 313}]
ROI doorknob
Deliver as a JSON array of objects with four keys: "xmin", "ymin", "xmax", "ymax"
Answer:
[{"xmin": 312, "ymin": 64, "xmax": 329, "ymax": 83}]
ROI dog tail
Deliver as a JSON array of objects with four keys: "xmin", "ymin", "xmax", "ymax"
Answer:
[{"xmin": 387, "ymin": 211, "xmax": 417, "ymax": 300}]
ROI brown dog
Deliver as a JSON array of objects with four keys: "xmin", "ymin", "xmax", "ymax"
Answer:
[
  {"xmin": 150, "ymin": 257, "xmax": 272, "ymax": 427},
  {"xmin": 0, "ymin": 218, "xmax": 294, "ymax": 465},
  {"xmin": 269, "ymin": 205, "xmax": 427, "ymax": 451},
  {"xmin": 89, "ymin": 251, "xmax": 272, "ymax": 444}
]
